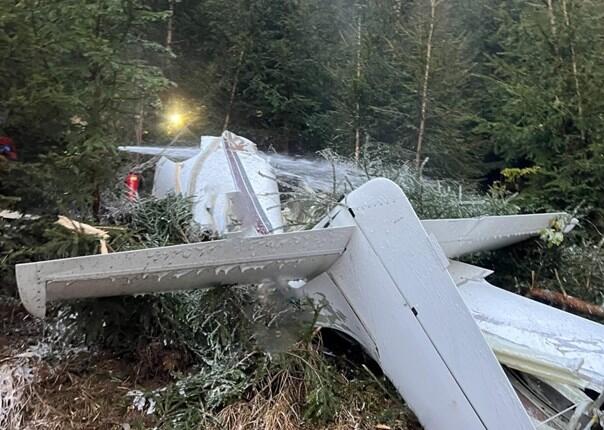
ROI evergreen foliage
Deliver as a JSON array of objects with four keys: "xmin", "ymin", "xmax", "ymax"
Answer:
[
  {"xmin": 479, "ymin": 0, "xmax": 604, "ymax": 221},
  {"xmin": 0, "ymin": 217, "xmax": 100, "ymax": 294},
  {"xmin": 0, "ymin": 0, "xmax": 170, "ymax": 216}
]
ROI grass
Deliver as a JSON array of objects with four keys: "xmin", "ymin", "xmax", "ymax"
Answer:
[{"xmin": 153, "ymin": 333, "xmax": 419, "ymax": 430}]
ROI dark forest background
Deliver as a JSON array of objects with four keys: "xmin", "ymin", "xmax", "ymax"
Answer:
[{"xmin": 2, "ymin": 0, "xmax": 604, "ymax": 223}]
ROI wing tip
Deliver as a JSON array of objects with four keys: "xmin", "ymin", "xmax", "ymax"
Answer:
[{"xmin": 15, "ymin": 263, "xmax": 46, "ymax": 318}]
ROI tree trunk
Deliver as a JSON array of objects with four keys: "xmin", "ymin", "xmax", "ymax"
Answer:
[
  {"xmin": 561, "ymin": 0, "xmax": 585, "ymax": 142},
  {"xmin": 354, "ymin": 9, "xmax": 363, "ymax": 162},
  {"xmin": 415, "ymin": 0, "xmax": 437, "ymax": 170},
  {"xmin": 546, "ymin": 0, "xmax": 557, "ymax": 38},
  {"xmin": 528, "ymin": 288, "xmax": 604, "ymax": 319},
  {"xmin": 223, "ymin": 49, "xmax": 245, "ymax": 132},
  {"xmin": 546, "ymin": 0, "xmax": 560, "ymax": 58},
  {"xmin": 166, "ymin": 0, "xmax": 175, "ymax": 50},
  {"xmin": 394, "ymin": 0, "xmax": 402, "ymax": 15}
]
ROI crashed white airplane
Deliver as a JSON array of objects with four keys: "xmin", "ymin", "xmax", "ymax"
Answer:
[{"xmin": 16, "ymin": 131, "xmax": 604, "ymax": 429}]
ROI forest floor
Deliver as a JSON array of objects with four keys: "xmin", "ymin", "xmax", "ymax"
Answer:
[
  {"xmin": 1, "ymin": 299, "xmax": 162, "ymax": 429},
  {"xmin": 1, "ymin": 297, "xmax": 421, "ymax": 430}
]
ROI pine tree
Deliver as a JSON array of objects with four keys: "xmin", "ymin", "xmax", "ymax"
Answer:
[
  {"xmin": 344, "ymin": 0, "xmax": 479, "ymax": 176},
  {"xmin": 480, "ymin": 0, "xmax": 604, "ymax": 222},
  {"xmin": 0, "ymin": 0, "xmax": 171, "ymax": 217}
]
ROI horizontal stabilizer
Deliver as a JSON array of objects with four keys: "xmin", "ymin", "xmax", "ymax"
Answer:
[
  {"xmin": 422, "ymin": 213, "xmax": 575, "ymax": 258},
  {"xmin": 16, "ymin": 227, "xmax": 354, "ymax": 318},
  {"xmin": 118, "ymin": 145, "xmax": 199, "ymax": 160}
]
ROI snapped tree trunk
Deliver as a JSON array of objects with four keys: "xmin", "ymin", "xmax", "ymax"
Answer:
[
  {"xmin": 415, "ymin": 0, "xmax": 438, "ymax": 170},
  {"xmin": 528, "ymin": 288, "xmax": 604, "ymax": 320}
]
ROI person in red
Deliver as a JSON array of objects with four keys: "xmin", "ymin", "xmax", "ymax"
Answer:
[
  {"xmin": 0, "ymin": 136, "xmax": 17, "ymax": 160},
  {"xmin": 124, "ymin": 172, "xmax": 141, "ymax": 201}
]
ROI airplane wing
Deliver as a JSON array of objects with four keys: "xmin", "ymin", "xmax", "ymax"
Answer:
[
  {"xmin": 16, "ymin": 227, "xmax": 354, "ymax": 318},
  {"xmin": 422, "ymin": 213, "xmax": 577, "ymax": 258}
]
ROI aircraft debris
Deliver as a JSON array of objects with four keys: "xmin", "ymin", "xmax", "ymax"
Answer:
[{"xmin": 15, "ymin": 131, "xmax": 604, "ymax": 430}]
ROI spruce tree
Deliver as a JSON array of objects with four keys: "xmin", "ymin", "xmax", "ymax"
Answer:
[
  {"xmin": 0, "ymin": 0, "xmax": 170, "ymax": 217},
  {"xmin": 480, "ymin": 0, "xmax": 604, "ymax": 222}
]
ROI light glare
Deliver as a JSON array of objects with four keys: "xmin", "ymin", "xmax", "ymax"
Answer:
[{"xmin": 167, "ymin": 112, "xmax": 184, "ymax": 128}]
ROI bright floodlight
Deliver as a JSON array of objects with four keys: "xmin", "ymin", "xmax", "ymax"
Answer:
[{"xmin": 167, "ymin": 111, "xmax": 184, "ymax": 128}]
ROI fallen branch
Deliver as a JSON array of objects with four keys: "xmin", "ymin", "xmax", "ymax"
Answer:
[
  {"xmin": 55, "ymin": 216, "xmax": 110, "ymax": 254},
  {"xmin": 528, "ymin": 288, "xmax": 604, "ymax": 320},
  {"xmin": 0, "ymin": 210, "xmax": 40, "ymax": 220}
]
